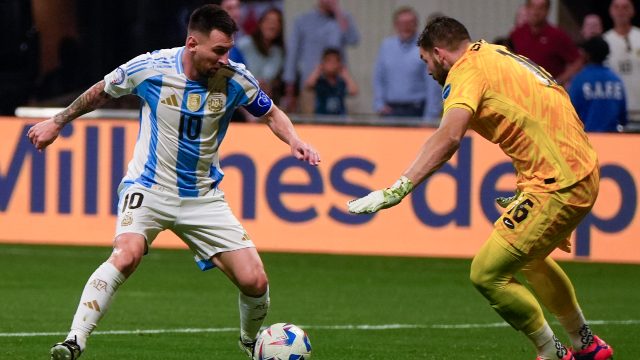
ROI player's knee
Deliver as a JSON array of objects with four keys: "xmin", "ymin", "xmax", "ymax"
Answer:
[
  {"xmin": 469, "ymin": 264, "xmax": 494, "ymax": 296},
  {"xmin": 239, "ymin": 266, "xmax": 269, "ymax": 296},
  {"xmin": 110, "ymin": 234, "xmax": 146, "ymax": 276}
]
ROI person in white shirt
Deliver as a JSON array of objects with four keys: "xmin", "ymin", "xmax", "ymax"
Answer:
[
  {"xmin": 28, "ymin": 5, "xmax": 320, "ymax": 360},
  {"xmin": 603, "ymin": 0, "xmax": 640, "ymax": 121}
]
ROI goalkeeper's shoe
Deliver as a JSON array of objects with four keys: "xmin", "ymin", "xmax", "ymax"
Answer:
[
  {"xmin": 50, "ymin": 336, "xmax": 82, "ymax": 360},
  {"xmin": 572, "ymin": 336, "xmax": 613, "ymax": 360},
  {"xmin": 535, "ymin": 350, "xmax": 575, "ymax": 360},
  {"xmin": 238, "ymin": 337, "xmax": 256, "ymax": 359}
]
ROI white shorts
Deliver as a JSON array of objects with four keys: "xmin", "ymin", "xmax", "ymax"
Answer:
[{"xmin": 115, "ymin": 183, "xmax": 254, "ymax": 271}]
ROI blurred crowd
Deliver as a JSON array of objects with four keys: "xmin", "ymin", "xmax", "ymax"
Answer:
[{"xmin": 2, "ymin": 0, "xmax": 640, "ymax": 132}]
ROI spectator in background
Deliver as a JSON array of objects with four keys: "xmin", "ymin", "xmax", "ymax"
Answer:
[
  {"xmin": 283, "ymin": 0, "xmax": 360, "ymax": 114},
  {"xmin": 215, "ymin": 0, "xmax": 246, "ymax": 64},
  {"xmin": 581, "ymin": 13, "xmax": 604, "ymax": 41},
  {"xmin": 372, "ymin": 7, "xmax": 442, "ymax": 121},
  {"xmin": 510, "ymin": 0, "xmax": 583, "ymax": 86},
  {"xmin": 570, "ymin": 36, "xmax": 627, "ymax": 132},
  {"xmin": 305, "ymin": 48, "xmax": 358, "ymax": 115},
  {"xmin": 237, "ymin": 8, "xmax": 284, "ymax": 104},
  {"xmin": 603, "ymin": 0, "xmax": 640, "ymax": 121}
]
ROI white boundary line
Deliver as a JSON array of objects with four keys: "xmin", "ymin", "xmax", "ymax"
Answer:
[{"xmin": 2, "ymin": 320, "xmax": 639, "ymax": 338}]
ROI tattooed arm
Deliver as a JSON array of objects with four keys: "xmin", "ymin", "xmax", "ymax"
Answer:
[{"xmin": 28, "ymin": 80, "xmax": 113, "ymax": 150}]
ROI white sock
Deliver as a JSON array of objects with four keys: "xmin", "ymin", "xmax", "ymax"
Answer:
[
  {"xmin": 239, "ymin": 287, "xmax": 270, "ymax": 343},
  {"xmin": 527, "ymin": 322, "xmax": 569, "ymax": 359},
  {"xmin": 67, "ymin": 262, "xmax": 126, "ymax": 350},
  {"xmin": 557, "ymin": 309, "xmax": 594, "ymax": 351}
]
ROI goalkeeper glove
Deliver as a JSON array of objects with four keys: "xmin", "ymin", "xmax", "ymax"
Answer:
[
  {"xmin": 495, "ymin": 189, "xmax": 522, "ymax": 208},
  {"xmin": 347, "ymin": 176, "xmax": 414, "ymax": 214}
]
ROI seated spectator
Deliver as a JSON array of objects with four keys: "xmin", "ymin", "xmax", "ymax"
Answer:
[
  {"xmin": 215, "ymin": 0, "xmax": 246, "ymax": 64},
  {"xmin": 373, "ymin": 6, "xmax": 442, "ymax": 120},
  {"xmin": 304, "ymin": 48, "xmax": 358, "ymax": 115},
  {"xmin": 510, "ymin": 0, "xmax": 583, "ymax": 86},
  {"xmin": 237, "ymin": 8, "xmax": 284, "ymax": 103},
  {"xmin": 569, "ymin": 36, "xmax": 627, "ymax": 132}
]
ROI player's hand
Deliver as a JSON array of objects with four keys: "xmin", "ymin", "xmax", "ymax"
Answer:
[
  {"xmin": 495, "ymin": 189, "xmax": 522, "ymax": 208},
  {"xmin": 290, "ymin": 138, "xmax": 321, "ymax": 166},
  {"xmin": 348, "ymin": 176, "xmax": 414, "ymax": 214},
  {"xmin": 27, "ymin": 118, "xmax": 63, "ymax": 151}
]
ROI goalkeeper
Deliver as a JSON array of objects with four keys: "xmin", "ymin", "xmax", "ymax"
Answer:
[{"xmin": 348, "ymin": 16, "xmax": 612, "ymax": 360}]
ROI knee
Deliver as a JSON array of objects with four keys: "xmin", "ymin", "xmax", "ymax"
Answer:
[
  {"xmin": 109, "ymin": 234, "xmax": 146, "ymax": 276},
  {"xmin": 469, "ymin": 260, "xmax": 494, "ymax": 296},
  {"xmin": 238, "ymin": 266, "xmax": 269, "ymax": 296}
]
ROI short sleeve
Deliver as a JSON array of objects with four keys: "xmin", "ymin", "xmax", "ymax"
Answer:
[
  {"xmin": 104, "ymin": 52, "xmax": 154, "ymax": 98},
  {"xmin": 442, "ymin": 60, "xmax": 486, "ymax": 115}
]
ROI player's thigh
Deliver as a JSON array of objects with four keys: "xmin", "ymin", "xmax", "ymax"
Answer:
[
  {"xmin": 173, "ymin": 190, "xmax": 257, "ymax": 272},
  {"xmin": 493, "ymin": 185, "xmax": 595, "ymax": 258},
  {"xmin": 115, "ymin": 183, "xmax": 175, "ymax": 248}
]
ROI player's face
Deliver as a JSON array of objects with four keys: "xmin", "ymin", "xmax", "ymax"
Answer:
[
  {"xmin": 419, "ymin": 47, "xmax": 448, "ymax": 87},
  {"xmin": 189, "ymin": 29, "xmax": 234, "ymax": 78}
]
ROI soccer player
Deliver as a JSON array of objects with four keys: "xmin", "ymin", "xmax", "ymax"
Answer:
[
  {"xmin": 348, "ymin": 17, "xmax": 613, "ymax": 360},
  {"xmin": 28, "ymin": 5, "xmax": 320, "ymax": 360}
]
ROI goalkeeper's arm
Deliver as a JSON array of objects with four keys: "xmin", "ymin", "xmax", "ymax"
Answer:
[{"xmin": 348, "ymin": 107, "xmax": 472, "ymax": 214}]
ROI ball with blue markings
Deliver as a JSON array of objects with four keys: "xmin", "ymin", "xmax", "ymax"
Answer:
[{"xmin": 254, "ymin": 323, "xmax": 312, "ymax": 360}]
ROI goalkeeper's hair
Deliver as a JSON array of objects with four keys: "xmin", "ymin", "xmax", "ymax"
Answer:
[
  {"xmin": 417, "ymin": 16, "xmax": 471, "ymax": 51},
  {"xmin": 188, "ymin": 4, "xmax": 238, "ymax": 37}
]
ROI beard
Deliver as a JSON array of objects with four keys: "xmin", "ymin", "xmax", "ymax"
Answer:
[{"xmin": 430, "ymin": 60, "xmax": 449, "ymax": 87}]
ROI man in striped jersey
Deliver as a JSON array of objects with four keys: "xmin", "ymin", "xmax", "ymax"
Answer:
[{"xmin": 28, "ymin": 5, "xmax": 320, "ymax": 360}]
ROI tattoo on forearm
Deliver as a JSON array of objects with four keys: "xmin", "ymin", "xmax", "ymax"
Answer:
[{"xmin": 54, "ymin": 80, "xmax": 112, "ymax": 126}]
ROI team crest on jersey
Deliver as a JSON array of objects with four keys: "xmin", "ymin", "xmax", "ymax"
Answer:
[
  {"xmin": 207, "ymin": 94, "xmax": 226, "ymax": 112},
  {"xmin": 187, "ymin": 93, "xmax": 202, "ymax": 112}
]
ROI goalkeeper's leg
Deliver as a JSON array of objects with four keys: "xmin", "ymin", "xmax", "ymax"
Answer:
[{"xmin": 470, "ymin": 234, "xmax": 571, "ymax": 359}]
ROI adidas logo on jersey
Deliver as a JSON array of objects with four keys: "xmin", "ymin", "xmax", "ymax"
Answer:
[{"xmin": 161, "ymin": 94, "xmax": 179, "ymax": 107}]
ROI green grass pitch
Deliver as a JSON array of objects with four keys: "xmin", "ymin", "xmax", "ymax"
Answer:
[{"xmin": 1, "ymin": 243, "xmax": 638, "ymax": 359}]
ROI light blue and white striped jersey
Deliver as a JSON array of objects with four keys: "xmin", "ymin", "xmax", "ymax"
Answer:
[{"xmin": 104, "ymin": 47, "xmax": 273, "ymax": 197}]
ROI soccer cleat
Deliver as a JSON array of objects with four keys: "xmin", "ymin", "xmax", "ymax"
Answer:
[
  {"xmin": 572, "ymin": 336, "xmax": 614, "ymax": 360},
  {"xmin": 238, "ymin": 337, "xmax": 256, "ymax": 359},
  {"xmin": 535, "ymin": 350, "xmax": 575, "ymax": 360},
  {"xmin": 50, "ymin": 336, "xmax": 82, "ymax": 360}
]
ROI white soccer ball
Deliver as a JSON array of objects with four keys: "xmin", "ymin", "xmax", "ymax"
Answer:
[{"xmin": 253, "ymin": 323, "xmax": 312, "ymax": 360}]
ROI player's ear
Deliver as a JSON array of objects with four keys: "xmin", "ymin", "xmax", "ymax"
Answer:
[{"xmin": 186, "ymin": 35, "xmax": 198, "ymax": 52}]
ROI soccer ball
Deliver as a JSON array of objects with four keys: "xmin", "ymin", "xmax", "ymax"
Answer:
[{"xmin": 253, "ymin": 323, "xmax": 312, "ymax": 360}]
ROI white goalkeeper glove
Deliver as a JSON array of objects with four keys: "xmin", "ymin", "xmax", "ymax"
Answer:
[{"xmin": 347, "ymin": 176, "xmax": 414, "ymax": 214}]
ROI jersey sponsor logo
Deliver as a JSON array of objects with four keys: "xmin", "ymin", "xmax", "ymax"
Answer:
[
  {"xmin": 161, "ymin": 94, "xmax": 180, "ymax": 107},
  {"xmin": 187, "ymin": 93, "xmax": 202, "ymax": 112},
  {"xmin": 111, "ymin": 67, "xmax": 126, "ymax": 85},
  {"xmin": 207, "ymin": 93, "xmax": 226, "ymax": 112},
  {"xmin": 442, "ymin": 84, "xmax": 451, "ymax": 100}
]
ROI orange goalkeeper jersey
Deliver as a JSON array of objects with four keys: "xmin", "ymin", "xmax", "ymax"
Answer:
[{"xmin": 442, "ymin": 40, "xmax": 598, "ymax": 192}]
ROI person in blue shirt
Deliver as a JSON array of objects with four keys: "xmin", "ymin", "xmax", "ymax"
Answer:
[
  {"xmin": 373, "ymin": 7, "xmax": 442, "ymax": 121},
  {"xmin": 569, "ymin": 36, "xmax": 627, "ymax": 132}
]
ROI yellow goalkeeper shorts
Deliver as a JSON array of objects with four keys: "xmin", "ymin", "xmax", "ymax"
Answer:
[{"xmin": 492, "ymin": 168, "xmax": 599, "ymax": 257}]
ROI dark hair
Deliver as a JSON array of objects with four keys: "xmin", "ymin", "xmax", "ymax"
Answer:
[
  {"xmin": 417, "ymin": 16, "xmax": 471, "ymax": 51},
  {"xmin": 251, "ymin": 8, "xmax": 284, "ymax": 56},
  {"xmin": 188, "ymin": 4, "xmax": 238, "ymax": 36},
  {"xmin": 322, "ymin": 48, "xmax": 342, "ymax": 61},
  {"xmin": 580, "ymin": 36, "xmax": 610, "ymax": 64}
]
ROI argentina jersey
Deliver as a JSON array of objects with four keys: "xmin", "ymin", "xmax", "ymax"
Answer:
[{"xmin": 104, "ymin": 47, "xmax": 273, "ymax": 197}]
